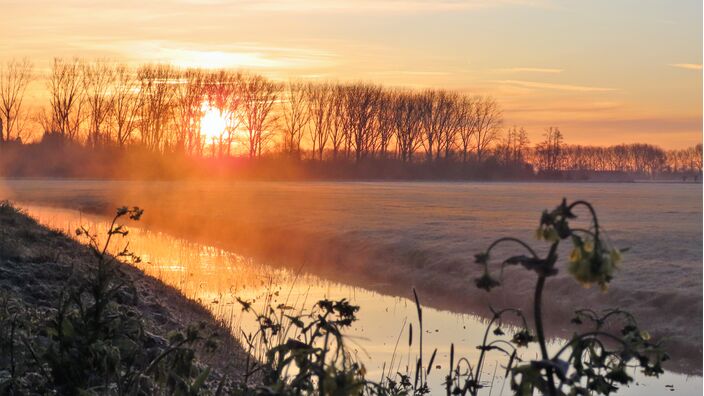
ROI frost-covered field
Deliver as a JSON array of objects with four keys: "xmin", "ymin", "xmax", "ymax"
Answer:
[{"xmin": 1, "ymin": 179, "xmax": 702, "ymax": 372}]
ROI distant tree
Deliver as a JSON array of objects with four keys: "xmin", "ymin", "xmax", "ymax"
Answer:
[
  {"xmin": 306, "ymin": 82, "xmax": 332, "ymax": 160},
  {"xmin": 111, "ymin": 64, "xmax": 141, "ymax": 148},
  {"xmin": 0, "ymin": 58, "xmax": 33, "ymax": 143},
  {"xmin": 536, "ymin": 126, "xmax": 564, "ymax": 172},
  {"xmin": 693, "ymin": 144, "xmax": 703, "ymax": 173},
  {"xmin": 419, "ymin": 89, "xmax": 461, "ymax": 162},
  {"xmin": 205, "ymin": 70, "xmax": 240, "ymax": 156},
  {"xmin": 82, "ymin": 60, "xmax": 116, "ymax": 147},
  {"xmin": 47, "ymin": 58, "xmax": 86, "ymax": 140},
  {"xmin": 496, "ymin": 126, "xmax": 530, "ymax": 167},
  {"xmin": 173, "ymin": 69, "xmax": 206, "ymax": 155},
  {"xmin": 419, "ymin": 90, "xmax": 438, "ymax": 162},
  {"xmin": 392, "ymin": 90, "xmax": 423, "ymax": 162},
  {"xmin": 631, "ymin": 143, "xmax": 667, "ymax": 176},
  {"xmin": 436, "ymin": 91, "xmax": 462, "ymax": 160},
  {"xmin": 456, "ymin": 95, "xmax": 476, "ymax": 163},
  {"xmin": 375, "ymin": 90, "xmax": 396, "ymax": 159},
  {"xmin": 240, "ymin": 74, "xmax": 280, "ymax": 159},
  {"xmin": 279, "ymin": 81, "xmax": 310, "ymax": 158},
  {"xmin": 346, "ymin": 83, "xmax": 382, "ymax": 162},
  {"xmin": 666, "ymin": 144, "xmax": 703, "ymax": 174},
  {"xmin": 609, "ymin": 144, "xmax": 629, "ymax": 172},
  {"xmin": 472, "ymin": 96, "xmax": 502, "ymax": 163},
  {"xmin": 137, "ymin": 64, "xmax": 177, "ymax": 151},
  {"xmin": 514, "ymin": 126, "xmax": 530, "ymax": 165},
  {"xmin": 328, "ymin": 85, "xmax": 348, "ymax": 160}
]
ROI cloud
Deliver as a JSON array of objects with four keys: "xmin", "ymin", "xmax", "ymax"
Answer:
[
  {"xmin": 507, "ymin": 101, "xmax": 623, "ymax": 114},
  {"xmin": 131, "ymin": 42, "xmax": 336, "ymax": 70},
  {"xmin": 370, "ymin": 70, "xmax": 451, "ymax": 76},
  {"xmin": 492, "ymin": 80, "xmax": 616, "ymax": 92},
  {"xmin": 669, "ymin": 63, "xmax": 702, "ymax": 71},
  {"xmin": 566, "ymin": 116, "xmax": 702, "ymax": 133},
  {"xmin": 495, "ymin": 67, "xmax": 563, "ymax": 74},
  {"xmin": 237, "ymin": 0, "xmax": 552, "ymax": 13}
]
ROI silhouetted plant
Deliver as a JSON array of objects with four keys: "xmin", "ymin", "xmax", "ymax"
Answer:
[
  {"xmin": 224, "ymin": 198, "xmax": 667, "ymax": 396},
  {"xmin": 232, "ymin": 296, "xmax": 371, "ymax": 395},
  {"xmin": 471, "ymin": 198, "xmax": 667, "ymax": 395},
  {"xmin": 0, "ymin": 204, "xmax": 219, "ymax": 395}
]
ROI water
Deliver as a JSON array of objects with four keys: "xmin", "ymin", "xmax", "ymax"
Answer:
[
  {"xmin": 17, "ymin": 203, "xmax": 703, "ymax": 395},
  {"xmin": 1, "ymin": 179, "xmax": 701, "ymax": 359}
]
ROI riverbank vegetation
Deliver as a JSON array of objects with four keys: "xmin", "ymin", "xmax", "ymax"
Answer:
[
  {"xmin": 226, "ymin": 199, "xmax": 667, "ymax": 395},
  {"xmin": 0, "ymin": 58, "xmax": 701, "ymax": 181},
  {"xmin": 0, "ymin": 202, "xmax": 248, "ymax": 394}
]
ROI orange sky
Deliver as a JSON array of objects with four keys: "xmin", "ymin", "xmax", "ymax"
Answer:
[{"xmin": 1, "ymin": 0, "xmax": 702, "ymax": 148}]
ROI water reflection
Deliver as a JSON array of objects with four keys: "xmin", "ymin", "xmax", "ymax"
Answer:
[{"xmin": 22, "ymin": 205, "xmax": 701, "ymax": 395}]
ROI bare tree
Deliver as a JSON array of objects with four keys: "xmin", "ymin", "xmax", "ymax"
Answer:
[
  {"xmin": 418, "ymin": 90, "xmax": 437, "ymax": 162},
  {"xmin": 434, "ymin": 90, "xmax": 461, "ymax": 161},
  {"xmin": 205, "ymin": 70, "xmax": 241, "ymax": 156},
  {"xmin": 47, "ymin": 58, "xmax": 86, "ymax": 140},
  {"xmin": 514, "ymin": 126, "xmax": 530, "ymax": 165},
  {"xmin": 0, "ymin": 58, "xmax": 33, "ymax": 142},
  {"xmin": 473, "ymin": 96, "xmax": 502, "ymax": 163},
  {"xmin": 692, "ymin": 144, "xmax": 703, "ymax": 173},
  {"xmin": 496, "ymin": 125, "xmax": 530, "ymax": 167},
  {"xmin": 346, "ymin": 83, "xmax": 382, "ymax": 162},
  {"xmin": 306, "ymin": 82, "xmax": 334, "ymax": 160},
  {"xmin": 280, "ymin": 81, "xmax": 310, "ymax": 158},
  {"xmin": 536, "ymin": 126, "xmax": 564, "ymax": 172},
  {"xmin": 420, "ymin": 89, "xmax": 461, "ymax": 162},
  {"xmin": 328, "ymin": 84, "xmax": 347, "ymax": 160},
  {"xmin": 173, "ymin": 68, "xmax": 206, "ymax": 154},
  {"xmin": 240, "ymin": 74, "xmax": 280, "ymax": 158},
  {"xmin": 111, "ymin": 64, "xmax": 141, "ymax": 147},
  {"xmin": 457, "ymin": 95, "xmax": 476, "ymax": 163},
  {"xmin": 375, "ymin": 90, "xmax": 396, "ymax": 159},
  {"xmin": 137, "ymin": 64, "xmax": 177, "ymax": 151},
  {"xmin": 393, "ymin": 90, "xmax": 423, "ymax": 162},
  {"xmin": 82, "ymin": 60, "xmax": 116, "ymax": 147}
]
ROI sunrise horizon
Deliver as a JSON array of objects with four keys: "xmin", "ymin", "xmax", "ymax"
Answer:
[
  {"xmin": 0, "ymin": 3, "xmax": 703, "ymax": 395},
  {"xmin": 2, "ymin": 0, "xmax": 702, "ymax": 149}
]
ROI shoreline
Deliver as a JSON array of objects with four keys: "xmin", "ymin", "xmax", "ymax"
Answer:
[
  {"xmin": 8, "ymin": 196, "xmax": 702, "ymax": 377},
  {"xmin": 2, "ymin": 175, "xmax": 702, "ymax": 184},
  {"xmin": 0, "ymin": 203, "xmax": 249, "ymax": 392}
]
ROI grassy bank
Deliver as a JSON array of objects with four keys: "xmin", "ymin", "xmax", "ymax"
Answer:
[{"xmin": 0, "ymin": 202, "xmax": 249, "ymax": 394}]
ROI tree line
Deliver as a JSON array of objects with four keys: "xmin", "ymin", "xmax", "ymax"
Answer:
[{"xmin": 0, "ymin": 58, "xmax": 701, "ymax": 177}]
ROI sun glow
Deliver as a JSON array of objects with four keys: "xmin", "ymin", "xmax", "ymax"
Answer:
[{"xmin": 200, "ymin": 104, "xmax": 229, "ymax": 142}]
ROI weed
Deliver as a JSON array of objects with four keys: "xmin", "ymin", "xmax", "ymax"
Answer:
[{"xmin": 0, "ymin": 204, "xmax": 219, "ymax": 395}]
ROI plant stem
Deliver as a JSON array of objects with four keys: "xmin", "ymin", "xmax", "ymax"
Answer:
[{"xmin": 534, "ymin": 275, "xmax": 556, "ymax": 395}]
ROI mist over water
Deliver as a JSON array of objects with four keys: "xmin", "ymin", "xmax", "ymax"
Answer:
[
  {"xmin": 19, "ymin": 204, "xmax": 703, "ymax": 395},
  {"xmin": 1, "ymin": 179, "xmax": 702, "ymax": 377}
]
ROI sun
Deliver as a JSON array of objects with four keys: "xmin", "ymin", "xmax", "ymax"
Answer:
[{"xmin": 200, "ymin": 104, "xmax": 229, "ymax": 143}]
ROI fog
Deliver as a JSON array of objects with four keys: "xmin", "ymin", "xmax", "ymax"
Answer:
[{"xmin": 1, "ymin": 179, "xmax": 701, "ymax": 373}]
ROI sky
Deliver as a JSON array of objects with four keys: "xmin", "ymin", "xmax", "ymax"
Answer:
[{"xmin": 1, "ymin": 0, "xmax": 702, "ymax": 148}]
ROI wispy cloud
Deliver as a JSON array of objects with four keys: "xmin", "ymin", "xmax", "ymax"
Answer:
[
  {"xmin": 669, "ymin": 63, "xmax": 702, "ymax": 71},
  {"xmin": 132, "ymin": 42, "xmax": 335, "ymax": 70},
  {"xmin": 492, "ymin": 80, "xmax": 616, "ymax": 92},
  {"xmin": 239, "ymin": 0, "xmax": 551, "ymax": 13},
  {"xmin": 371, "ymin": 70, "xmax": 451, "ymax": 76},
  {"xmin": 495, "ymin": 67, "xmax": 563, "ymax": 74},
  {"xmin": 565, "ymin": 116, "xmax": 702, "ymax": 135},
  {"xmin": 507, "ymin": 101, "xmax": 623, "ymax": 114}
]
